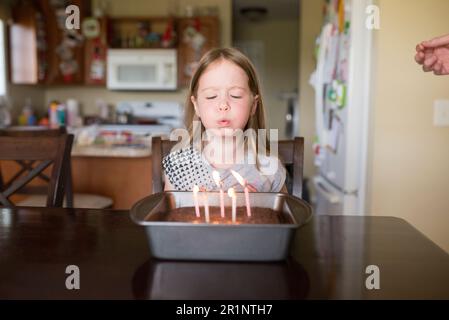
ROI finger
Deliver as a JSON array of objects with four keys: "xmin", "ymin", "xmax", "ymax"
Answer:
[
  {"xmin": 423, "ymin": 64, "xmax": 434, "ymax": 72},
  {"xmin": 415, "ymin": 52, "xmax": 425, "ymax": 64},
  {"xmin": 422, "ymin": 34, "xmax": 449, "ymax": 48},
  {"xmin": 416, "ymin": 43, "xmax": 425, "ymax": 52},
  {"xmin": 433, "ymin": 61, "xmax": 443, "ymax": 75},
  {"xmin": 424, "ymin": 55, "xmax": 437, "ymax": 68},
  {"xmin": 424, "ymin": 51, "xmax": 435, "ymax": 61}
]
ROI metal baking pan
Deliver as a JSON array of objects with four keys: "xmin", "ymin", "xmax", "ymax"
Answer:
[{"xmin": 130, "ymin": 191, "xmax": 313, "ymax": 261}]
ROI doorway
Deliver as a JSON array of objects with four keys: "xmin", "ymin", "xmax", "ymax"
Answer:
[{"xmin": 232, "ymin": 0, "xmax": 300, "ymax": 140}]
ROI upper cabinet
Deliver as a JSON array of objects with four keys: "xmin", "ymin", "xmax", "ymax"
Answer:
[
  {"xmin": 8, "ymin": 1, "xmax": 219, "ymax": 89},
  {"xmin": 9, "ymin": 0, "xmax": 91, "ymax": 85},
  {"xmin": 177, "ymin": 16, "xmax": 219, "ymax": 87},
  {"xmin": 107, "ymin": 17, "xmax": 177, "ymax": 49},
  {"xmin": 84, "ymin": 16, "xmax": 107, "ymax": 85}
]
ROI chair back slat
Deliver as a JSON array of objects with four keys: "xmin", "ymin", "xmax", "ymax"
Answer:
[
  {"xmin": 0, "ymin": 136, "xmax": 61, "ymax": 160},
  {"xmin": 0, "ymin": 134, "xmax": 73, "ymax": 207},
  {"xmin": 3, "ymin": 160, "xmax": 52, "ymax": 198}
]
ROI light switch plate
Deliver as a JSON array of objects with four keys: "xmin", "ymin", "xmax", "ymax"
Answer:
[{"xmin": 433, "ymin": 100, "xmax": 449, "ymax": 127}]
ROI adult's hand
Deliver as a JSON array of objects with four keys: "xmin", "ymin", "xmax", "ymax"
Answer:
[{"xmin": 415, "ymin": 34, "xmax": 449, "ymax": 75}]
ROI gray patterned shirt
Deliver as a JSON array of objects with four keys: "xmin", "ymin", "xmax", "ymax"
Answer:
[{"xmin": 162, "ymin": 145, "xmax": 286, "ymax": 192}]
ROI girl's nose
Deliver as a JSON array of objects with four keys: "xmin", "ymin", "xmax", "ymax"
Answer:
[{"xmin": 219, "ymin": 103, "xmax": 230, "ymax": 112}]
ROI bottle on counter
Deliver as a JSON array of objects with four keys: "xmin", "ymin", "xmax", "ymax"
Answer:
[
  {"xmin": 66, "ymin": 98, "xmax": 82, "ymax": 127},
  {"xmin": 0, "ymin": 98, "xmax": 12, "ymax": 127},
  {"xmin": 19, "ymin": 98, "xmax": 36, "ymax": 126},
  {"xmin": 57, "ymin": 103, "xmax": 66, "ymax": 126},
  {"xmin": 48, "ymin": 101, "xmax": 59, "ymax": 127}
]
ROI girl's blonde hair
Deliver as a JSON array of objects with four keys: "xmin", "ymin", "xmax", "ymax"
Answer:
[{"xmin": 184, "ymin": 47, "xmax": 271, "ymax": 164}]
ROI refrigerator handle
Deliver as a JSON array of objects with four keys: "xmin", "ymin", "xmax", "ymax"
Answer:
[{"xmin": 313, "ymin": 177, "xmax": 340, "ymax": 204}]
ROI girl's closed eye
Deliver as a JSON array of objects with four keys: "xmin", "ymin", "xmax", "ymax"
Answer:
[{"xmin": 206, "ymin": 95, "xmax": 217, "ymax": 100}]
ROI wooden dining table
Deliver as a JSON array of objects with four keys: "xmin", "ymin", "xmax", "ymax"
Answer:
[{"xmin": 1, "ymin": 206, "xmax": 448, "ymax": 300}]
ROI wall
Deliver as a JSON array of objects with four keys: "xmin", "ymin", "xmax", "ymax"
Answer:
[
  {"xmin": 233, "ymin": 17, "xmax": 298, "ymax": 139},
  {"xmin": 44, "ymin": 0, "xmax": 232, "ymax": 115},
  {"xmin": 298, "ymin": 0, "xmax": 449, "ymax": 253},
  {"xmin": 369, "ymin": 0, "xmax": 449, "ymax": 253},
  {"xmin": 298, "ymin": 0, "xmax": 323, "ymax": 187}
]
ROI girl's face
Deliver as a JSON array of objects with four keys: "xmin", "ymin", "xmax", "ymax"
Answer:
[{"xmin": 191, "ymin": 59, "xmax": 258, "ymax": 136}]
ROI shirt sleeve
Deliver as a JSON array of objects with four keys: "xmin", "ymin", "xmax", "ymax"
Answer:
[
  {"xmin": 258, "ymin": 155, "xmax": 287, "ymax": 192},
  {"xmin": 269, "ymin": 160, "xmax": 287, "ymax": 192}
]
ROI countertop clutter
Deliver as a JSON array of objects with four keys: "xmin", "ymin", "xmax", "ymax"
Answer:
[
  {"xmin": 70, "ymin": 101, "xmax": 183, "ymax": 158},
  {"xmin": 71, "ymin": 125, "xmax": 155, "ymax": 158}
]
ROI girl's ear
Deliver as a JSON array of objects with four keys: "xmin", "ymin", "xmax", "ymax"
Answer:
[
  {"xmin": 251, "ymin": 95, "xmax": 259, "ymax": 116},
  {"xmin": 191, "ymin": 95, "xmax": 200, "ymax": 117}
]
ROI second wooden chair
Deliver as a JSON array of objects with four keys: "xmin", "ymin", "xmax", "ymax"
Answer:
[{"xmin": 0, "ymin": 133, "xmax": 73, "ymax": 207}]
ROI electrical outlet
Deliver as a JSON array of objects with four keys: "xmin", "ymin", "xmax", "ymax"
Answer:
[{"xmin": 433, "ymin": 100, "xmax": 449, "ymax": 127}]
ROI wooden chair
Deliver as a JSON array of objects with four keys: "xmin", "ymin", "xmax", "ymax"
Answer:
[
  {"xmin": 0, "ymin": 127, "xmax": 113, "ymax": 209},
  {"xmin": 0, "ymin": 134, "xmax": 73, "ymax": 207},
  {"xmin": 151, "ymin": 136, "xmax": 304, "ymax": 198}
]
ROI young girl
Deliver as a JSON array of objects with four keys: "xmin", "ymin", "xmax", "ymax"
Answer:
[{"xmin": 163, "ymin": 47, "xmax": 287, "ymax": 193}]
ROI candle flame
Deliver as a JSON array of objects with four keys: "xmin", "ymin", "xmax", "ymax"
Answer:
[
  {"xmin": 230, "ymin": 170, "xmax": 246, "ymax": 186},
  {"xmin": 193, "ymin": 185, "xmax": 199, "ymax": 194},
  {"xmin": 212, "ymin": 170, "xmax": 221, "ymax": 187},
  {"xmin": 227, "ymin": 187, "xmax": 236, "ymax": 198}
]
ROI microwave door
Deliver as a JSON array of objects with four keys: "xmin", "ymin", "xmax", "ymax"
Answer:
[
  {"xmin": 120, "ymin": 64, "xmax": 156, "ymax": 84},
  {"xmin": 110, "ymin": 63, "xmax": 158, "ymax": 90},
  {"xmin": 107, "ymin": 49, "xmax": 178, "ymax": 90}
]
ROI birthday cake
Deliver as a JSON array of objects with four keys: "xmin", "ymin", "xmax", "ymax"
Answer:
[{"xmin": 151, "ymin": 207, "xmax": 292, "ymax": 224}]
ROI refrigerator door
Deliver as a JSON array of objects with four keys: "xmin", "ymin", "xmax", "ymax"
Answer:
[
  {"xmin": 314, "ymin": 0, "xmax": 373, "ymax": 212},
  {"xmin": 313, "ymin": 175, "xmax": 343, "ymax": 215},
  {"xmin": 313, "ymin": 175, "xmax": 359, "ymax": 215}
]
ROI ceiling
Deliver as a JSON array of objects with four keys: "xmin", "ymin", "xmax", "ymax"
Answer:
[{"xmin": 233, "ymin": 0, "xmax": 300, "ymax": 21}]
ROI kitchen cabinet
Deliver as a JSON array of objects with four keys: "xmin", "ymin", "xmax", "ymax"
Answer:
[
  {"xmin": 107, "ymin": 16, "xmax": 177, "ymax": 49},
  {"xmin": 177, "ymin": 16, "xmax": 219, "ymax": 87},
  {"xmin": 9, "ymin": 0, "xmax": 91, "ymax": 85},
  {"xmin": 84, "ymin": 16, "xmax": 108, "ymax": 85},
  {"xmin": 71, "ymin": 156, "xmax": 153, "ymax": 210},
  {"xmin": 1, "ymin": 156, "xmax": 152, "ymax": 210}
]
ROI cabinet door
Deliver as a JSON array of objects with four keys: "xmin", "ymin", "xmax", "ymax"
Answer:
[
  {"xmin": 38, "ymin": 0, "xmax": 90, "ymax": 84},
  {"xmin": 84, "ymin": 16, "xmax": 108, "ymax": 85},
  {"xmin": 9, "ymin": 0, "xmax": 92, "ymax": 85},
  {"xmin": 9, "ymin": 1, "xmax": 41, "ymax": 84},
  {"xmin": 177, "ymin": 16, "xmax": 219, "ymax": 87}
]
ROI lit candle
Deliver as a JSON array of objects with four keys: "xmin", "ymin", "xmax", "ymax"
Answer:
[
  {"xmin": 212, "ymin": 170, "xmax": 225, "ymax": 218},
  {"xmin": 193, "ymin": 185, "xmax": 201, "ymax": 218},
  {"xmin": 203, "ymin": 190, "xmax": 210, "ymax": 223},
  {"xmin": 227, "ymin": 187, "xmax": 237, "ymax": 224},
  {"xmin": 230, "ymin": 170, "xmax": 252, "ymax": 217}
]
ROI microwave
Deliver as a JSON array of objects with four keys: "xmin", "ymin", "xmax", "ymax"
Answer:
[{"xmin": 107, "ymin": 49, "xmax": 177, "ymax": 91}]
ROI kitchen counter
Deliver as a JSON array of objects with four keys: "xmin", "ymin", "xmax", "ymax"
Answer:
[
  {"xmin": 71, "ymin": 144, "xmax": 151, "ymax": 158},
  {"xmin": 1, "ymin": 208, "xmax": 448, "ymax": 299}
]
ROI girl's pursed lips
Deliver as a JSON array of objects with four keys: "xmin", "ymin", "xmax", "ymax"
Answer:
[{"xmin": 217, "ymin": 119, "xmax": 231, "ymax": 126}]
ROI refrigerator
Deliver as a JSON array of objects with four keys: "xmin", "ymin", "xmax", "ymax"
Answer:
[{"xmin": 310, "ymin": 0, "xmax": 373, "ymax": 215}]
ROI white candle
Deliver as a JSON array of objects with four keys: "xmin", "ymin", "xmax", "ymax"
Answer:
[
  {"xmin": 230, "ymin": 170, "xmax": 252, "ymax": 217},
  {"xmin": 193, "ymin": 185, "xmax": 200, "ymax": 218},
  {"xmin": 243, "ymin": 185, "xmax": 251, "ymax": 217},
  {"xmin": 212, "ymin": 170, "xmax": 225, "ymax": 218},
  {"xmin": 227, "ymin": 187, "xmax": 237, "ymax": 224},
  {"xmin": 203, "ymin": 191, "xmax": 210, "ymax": 223}
]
